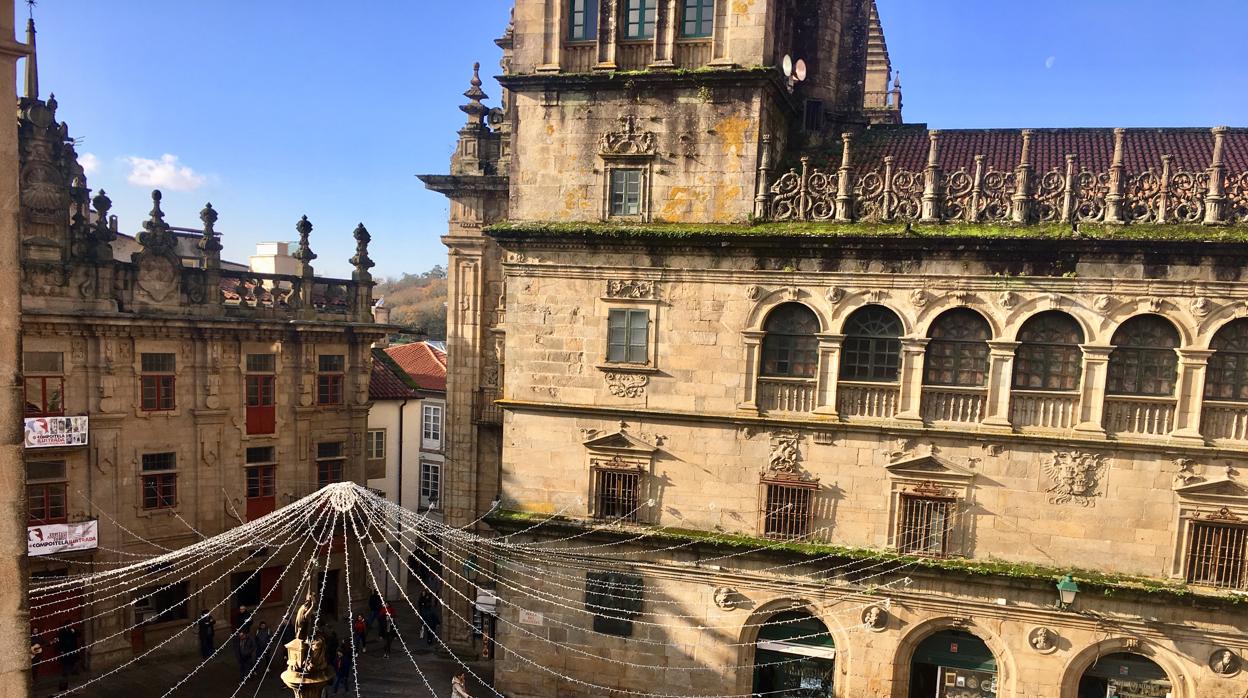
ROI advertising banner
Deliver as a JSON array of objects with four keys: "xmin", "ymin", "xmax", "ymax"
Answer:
[
  {"xmin": 23, "ymin": 416, "xmax": 88, "ymax": 449},
  {"xmin": 28, "ymin": 520, "xmax": 98, "ymax": 557}
]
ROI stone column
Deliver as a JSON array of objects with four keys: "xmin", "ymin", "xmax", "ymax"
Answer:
[
  {"xmin": 650, "ymin": 0, "xmax": 676, "ymax": 68},
  {"xmin": 1171, "ymin": 349, "xmax": 1214, "ymax": 443},
  {"xmin": 982, "ymin": 341, "xmax": 1019, "ymax": 428},
  {"xmin": 1073, "ymin": 344, "xmax": 1113, "ymax": 437},
  {"xmin": 597, "ymin": 0, "xmax": 620, "ymax": 69},
  {"xmin": 737, "ymin": 330, "xmax": 764, "ymax": 413},
  {"xmin": 894, "ymin": 338, "xmax": 930, "ymax": 422},
  {"xmin": 813, "ymin": 334, "xmax": 844, "ymax": 417},
  {"xmin": 1104, "ymin": 128, "xmax": 1126, "ymax": 225},
  {"xmin": 0, "ymin": 3, "xmax": 30, "ymax": 691},
  {"xmin": 920, "ymin": 131, "xmax": 942, "ymax": 223},
  {"xmin": 538, "ymin": 0, "xmax": 563, "ymax": 72}
]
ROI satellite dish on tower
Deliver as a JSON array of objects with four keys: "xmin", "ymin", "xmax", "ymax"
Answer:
[
  {"xmin": 782, "ymin": 55, "xmax": 793, "ymax": 77},
  {"xmin": 794, "ymin": 59, "xmax": 808, "ymax": 82}
]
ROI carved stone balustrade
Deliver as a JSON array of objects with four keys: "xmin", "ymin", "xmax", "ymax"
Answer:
[
  {"xmin": 1010, "ymin": 390, "xmax": 1079, "ymax": 430},
  {"xmin": 920, "ymin": 386, "xmax": 987, "ymax": 424},
  {"xmin": 1102, "ymin": 396, "xmax": 1176, "ymax": 437},
  {"xmin": 757, "ymin": 378, "xmax": 817, "ymax": 414},
  {"xmin": 1201, "ymin": 401, "xmax": 1248, "ymax": 442},
  {"xmin": 836, "ymin": 381, "xmax": 900, "ymax": 419}
]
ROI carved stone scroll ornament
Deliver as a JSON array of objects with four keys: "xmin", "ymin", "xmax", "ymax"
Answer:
[
  {"xmin": 606, "ymin": 279, "xmax": 655, "ymax": 299},
  {"xmin": 1044, "ymin": 451, "xmax": 1106, "ymax": 506},
  {"xmin": 605, "ymin": 372, "xmax": 648, "ymax": 398},
  {"xmin": 599, "ymin": 116, "xmax": 656, "ymax": 157}
]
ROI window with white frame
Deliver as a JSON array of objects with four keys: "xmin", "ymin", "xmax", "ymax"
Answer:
[
  {"xmin": 422, "ymin": 404, "xmax": 443, "ymax": 448},
  {"xmin": 366, "ymin": 429, "xmax": 386, "ymax": 460},
  {"xmin": 420, "ymin": 460, "xmax": 441, "ymax": 509}
]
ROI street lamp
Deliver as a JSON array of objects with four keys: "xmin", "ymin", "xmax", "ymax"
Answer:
[{"xmin": 1056, "ymin": 574, "xmax": 1079, "ymax": 610}]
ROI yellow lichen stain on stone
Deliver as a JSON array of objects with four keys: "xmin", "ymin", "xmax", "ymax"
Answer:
[
  {"xmin": 660, "ymin": 187, "xmax": 711, "ymax": 221},
  {"xmin": 712, "ymin": 185, "xmax": 742, "ymax": 218},
  {"xmin": 731, "ymin": 0, "xmax": 755, "ymax": 15},
  {"xmin": 714, "ymin": 116, "xmax": 750, "ymax": 159},
  {"xmin": 520, "ymin": 501, "xmax": 556, "ymax": 515},
  {"xmin": 563, "ymin": 186, "xmax": 591, "ymax": 213},
  {"xmin": 546, "ymin": 123, "xmax": 556, "ymax": 137}
]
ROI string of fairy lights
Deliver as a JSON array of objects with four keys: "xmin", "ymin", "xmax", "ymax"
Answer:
[{"xmin": 32, "ymin": 483, "xmax": 952, "ymax": 697}]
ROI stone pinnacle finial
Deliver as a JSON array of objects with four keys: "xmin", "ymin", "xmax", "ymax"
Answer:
[
  {"xmin": 198, "ymin": 203, "xmax": 222, "ymax": 254},
  {"xmin": 23, "ymin": 17, "xmax": 37, "ymax": 100},
  {"xmin": 459, "ymin": 62, "xmax": 490, "ymax": 126},
  {"xmin": 293, "ymin": 215, "xmax": 316, "ymax": 265},
  {"xmin": 138, "ymin": 190, "xmax": 176, "ymax": 255},
  {"xmin": 350, "ymin": 223, "xmax": 375, "ymax": 281}
]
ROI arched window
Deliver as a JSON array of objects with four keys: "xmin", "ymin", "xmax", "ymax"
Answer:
[
  {"xmin": 761, "ymin": 304, "xmax": 820, "ymax": 379},
  {"xmin": 1206, "ymin": 319, "xmax": 1248, "ymax": 401},
  {"xmin": 1012, "ymin": 312, "xmax": 1084, "ymax": 391},
  {"xmin": 924, "ymin": 309, "xmax": 991, "ymax": 387},
  {"xmin": 840, "ymin": 306, "xmax": 903, "ymax": 382},
  {"xmin": 1106, "ymin": 316, "xmax": 1180, "ymax": 396}
]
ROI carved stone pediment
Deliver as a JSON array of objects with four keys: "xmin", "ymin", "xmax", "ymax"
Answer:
[
  {"xmin": 583, "ymin": 429, "xmax": 658, "ymax": 454},
  {"xmin": 885, "ymin": 454, "xmax": 975, "ymax": 486},
  {"xmin": 1175, "ymin": 477, "xmax": 1248, "ymax": 502}
]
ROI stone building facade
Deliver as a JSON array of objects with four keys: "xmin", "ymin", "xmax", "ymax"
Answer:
[
  {"xmin": 424, "ymin": 0, "xmax": 1248, "ymax": 696},
  {"xmin": 17, "ymin": 28, "xmax": 388, "ymax": 672}
]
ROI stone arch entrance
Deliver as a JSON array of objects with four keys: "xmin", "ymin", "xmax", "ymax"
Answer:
[
  {"xmin": 892, "ymin": 619, "xmax": 1013, "ymax": 698},
  {"xmin": 1062, "ymin": 639, "xmax": 1188, "ymax": 698},
  {"xmin": 751, "ymin": 609, "xmax": 836, "ymax": 697}
]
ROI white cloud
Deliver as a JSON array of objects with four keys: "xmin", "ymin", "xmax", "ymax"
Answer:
[
  {"xmin": 79, "ymin": 152, "xmax": 99, "ymax": 175},
  {"xmin": 1044, "ymin": 56, "xmax": 1056, "ymax": 69},
  {"xmin": 124, "ymin": 153, "xmax": 206, "ymax": 192}
]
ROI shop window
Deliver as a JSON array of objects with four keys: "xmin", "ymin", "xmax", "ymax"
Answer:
[
  {"xmin": 317, "ymin": 355, "xmax": 344, "ymax": 406},
  {"xmin": 23, "ymin": 352, "xmax": 64, "ymax": 417},
  {"xmin": 141, "ymin": 452, "xmax": 177, "ymax": 510},
  {"xmin": 585, "ymin": 571, "xmax": 643, "ymax": 637},
  {"xmin": 140, "ymin": 353, "xmax": 176, "ymax": 411}
]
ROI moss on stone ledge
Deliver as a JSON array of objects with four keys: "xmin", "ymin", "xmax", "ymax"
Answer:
[
  {"xmin": 485, "ymin": 220, "xmax": 1248, "ymax": 245},
  {"xmin": 487, "ymin": 509, "xmax": 1244, "ymax": 605}
]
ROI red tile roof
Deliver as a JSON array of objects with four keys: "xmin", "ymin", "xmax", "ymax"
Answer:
[
  {"xmin": 370, "ymin": 348, "xmax": 421, "ymax": 401},
  {"xmin": 846, "ymin": 125, "xmax": 1248, "ymax": 175},
  {"xmin": 385, "ymin": 342, "xmax": 447, "ymax": 393}
]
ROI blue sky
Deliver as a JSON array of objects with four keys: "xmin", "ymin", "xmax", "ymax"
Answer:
[{"xmin": 20, "ymin": 1, "xmax": 1246, "ymax": 278}]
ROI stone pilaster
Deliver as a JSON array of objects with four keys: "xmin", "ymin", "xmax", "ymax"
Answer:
[
  {"xmin": 894, "ymin": 337, "xmax": 930, "ymax": 422},
  {"xmin": 737, "ymin": 330, "xmax": 765, "ymax": 413},
  {"xmin": 813, "ymin": 333, "xmax": 845, "ymax": 417},
  {"xmin": 1073, "ymin": 344, "xmax": 1113, "ymax": 437},
  {"xmin": 1171, "ymin": 348, "xmax": 1214, "ymax": 443},
  {"xmin": 982, "ymin": 341, "xmax": 1019, "ymax": 428}
]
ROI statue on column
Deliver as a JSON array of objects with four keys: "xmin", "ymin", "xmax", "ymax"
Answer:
[{"xmin": 281, "ymin": 585, "xmax": 333, "ymax": 697}]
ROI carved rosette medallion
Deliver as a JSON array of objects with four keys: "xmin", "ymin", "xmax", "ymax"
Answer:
[
  {"xmin": 605, "ymin": 372, "xmax": 648, "ymax": 398},
  {"xmin": 1044, "ymin": 451, "xmax": 1106, "ymax": 506},
  {"xmin": 712, "ymin": 586, "xmax": 738, "ymax": 611}
]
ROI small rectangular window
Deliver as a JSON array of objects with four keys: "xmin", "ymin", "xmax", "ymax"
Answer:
[
  {"xmin": 141, "ymin": 452, "xmax": 177, "ymax": 510},
  {"xmin": 24, "ymin": 352, "xmax": 63, "ymax": 374},
  {"xmin": 897, "ymin": 494, "xmax": 953, "ymax": 557},
  {"xmin": 607, "ymin": 309, "xmax": 649, "ymax": 364},
  {"xmin": 317, "ymin": 355, "xmax": 344, "ymax": 406},
  {"xmin": 315, "ymin": 441, "xmax": 346, "ymax": 488},
  {"xmin": 422, "ymin": 404, "xmax": 443, "ymax": 447},
  {"xmin": 623, "ymin": 0, "xmax": 657, "ymax": 39},
  {"xmin": 142, "ymin": 452, "xmax": 177, "ymax": 472},
  {"xmin": 585, "ymin": 572, "xmax": 643, "ymax": 637},
  {"xmin": 420, "ymin": 460, "xmax": 441, "ymax": 509},
  {"xmin": 593, "ymin": 467, "xmax": 640, "ymax": 521},
  {"xmin": 317, "ymin": 442, "xmax": 344, "ymax": 459},
  {"xmin": 246, "ymin": 446, "xmax": 275, "ymax": 464},
  {"xmin": 318, "ymin": 355, "xmax": 344, "ymax": 373},
  {"xmin": 680, "ymin": 0, "xmax": 713, "ymax": 37},
  {"xmin": 27, "ymin": 460, "xmax": 67, "ymax": 525},
  {"xmin": 140, "ymin": 353, "xmax": 176, "ymax": 411},
  {"xmin": 1186, "ymin": 520, "xmax": 1247, "ymax": 589},
  {"xmin": 141, "ymin": 353, "xmax": 176, "ymax": 373},
  {"xmin": 761, "ymin": 482, "xmax": 814, "ymax": 539},
  {"xmin": 568, "ymin": 0, "xmax": 599, "ymax": 41},
  {"xmin": 246, "ymin": 354, "xmax": 276, "ymax": 373},
  {"xmin": 609, "ymin": 169, "xmax": 643, "ymax": 216},
  {"xmin": 366, "ymin": 430, "xmax": 386, "ymax": 460}
]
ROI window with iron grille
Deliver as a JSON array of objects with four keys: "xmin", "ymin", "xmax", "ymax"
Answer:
[
  {"xmin": 1185, "ymin": 520, "xmax": 1247, "ymax": 589},
  {"xmin": 316, "ymin": 442, "xmax": 345, "ymax": 488},
  {"xmin": 761, "ymin": 303, "xmax": 819, "ymax": 378},
  {"xmin": 1206, "ymin": 319, "xmax": 1248, "ymax": 401},
  {"xmin": 839, "ymin": 306, "xmax": 903, "ymax": 381},
  {"xmin": 680, "ymin": 0, "xmax": 713, "ymax": 37},
  {"xmin": 568, "ymin": 0, "xmax": 599, "ymax": 40},
  {"xmin": 1106, "ymin": 315, "xmax": 1180, "ymax": 396},
  {"xmin": 1012, "ymin": 311, "xmax": 1084, "ymax": 391},
  {"xmin": 27, "ymin": 460, "xmax": 66, "ymax": 525},
  {"xmin": 897, "ymin": 494, "xmax": 953, "ymax": 557},
  {"xmin": 761, "ymin": 481, "xmax": 815, "ymax": 540},
  {"xmin": 317, "ymin": 355, "xmax": 344, "ymax": 406},
  {"xmin": 593, "ymin": 468, "xmax": 641, "ymax": 521},
  {"xmin": 607, "ymin": 309, "xmax": 650, "ymax": 364},
  {"xmin": 141, "ymin": 452, "xmax": 177, "ymax": 510},
  {"xmin": 609, "ymin": 169, "xmax": 643, "ymax": 217},
  {"xmin": 140, "ymin": 353, "xmax": 176, "ymax": 411},
  {"xmin": 585, "ymin": 571, "xmax": 643, "ymax": 637},
  {"xmin": 23, "ymin": 352, "xmax": 64, "ymax": 417},
  {"xmin": 419, "ymin": 460, "xmax": 441, "ymax": 509},
  {"xmin": 623, "ymin": 0, "xmax": 656, "ymax": 39},
  {"xmin": 924, "ymin": 309, "xmax": 991, "ymax": 387}
]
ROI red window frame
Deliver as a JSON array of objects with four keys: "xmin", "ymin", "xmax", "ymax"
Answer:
[
  {"xmin": 245, "ymin": 465, "xmax": 276, "ymax": 520},
  {"xmin": 316, "ymin": 375, "xmax": 343, "ymax": 406},
  {"xmin": 316, "ymin": 460, "xmax": 344, "ymax": 488},
  {"xmin": 142, "ymin": 474, "xmax": 177, "ymax": 510},
  {"xmin": 245, "ymin": 375, "xmax": 276, "ymax": 434},
  {"xmin": 24, "ymin": 376, "xmax": 65, "ymax": 417},
  {"xmin": 28, "ymin": 482, "xmax": 67, "ymax": 525},
  {"xmin": 140, "ymin": 375, "xmax": 176, "ymax": 411}
]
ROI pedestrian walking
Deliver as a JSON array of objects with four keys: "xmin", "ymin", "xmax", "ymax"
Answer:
[
  {"xmin": 255, "ymin": 621, "xmax": 273, "ymax": 660},
  {"xmin": 367, "ymin": 589, "xmax": 383, "ymax": 629},
  {"xmin": 351, "ymin": 613, "xmax": 367, "ymax": 653},
  {"xmin": 56, "ymin": 626, "xmax": 80, "ymax": 676},
  {"xmin": 418, "ymin": 595, "xmax": 440, "ymax": 645},
  {"xmin": 236, "ymin": 604, "xmax": 253, "ymax": 633},
  {"xmin": 331, "ymin": 648, "xmax": 353, "ymax": 694},
  {"xmin": 232, "ymin": 629, "xmax": 256, "ymax": 679},
  {"xmin": 197, "ymin": 610, "xmax": 216, "ymax": 659},
  {"xmin": 379, "ymin": 611, "xmax": 396, "ymax": 658},
  {"xmin": 451, "ymin": 670, "xmax": 472, "ymax": 698}
]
